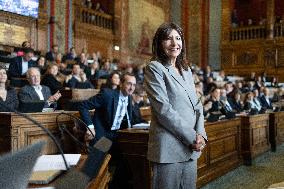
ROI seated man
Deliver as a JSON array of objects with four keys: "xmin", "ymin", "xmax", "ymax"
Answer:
[
  {"xmin": 79, "ymin": 72, "xmax": 136, "ymax": 142},
  {"xmin": 260, "ymin": 87, "xmax": 273, "ymax": 110},
  {"xmin": 131, "ymin": 87, "xmax": 147, "ymax": 124},
  {"xmin": 79, "ymin": 73, "xmax": 136, "ymax": 188},
  {"xmin": 65, "ymin": 64, "xmax": 94, "ymax": 89},
  {"xmin": 18, "ymin": 67, "xmax": 62, "ymax": 110},
  {"xmin": 8, "ymin": 48, "xmax": 36, "ymax": 78}
]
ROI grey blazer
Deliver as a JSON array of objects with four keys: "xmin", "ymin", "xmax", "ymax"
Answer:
[
  {"xmin": 144, "ymin": 61, "xmax": 207, "ymax": 163},
  {"xmin": 18, "ymin": 85, "xmax": 52, "ymax": 108}
]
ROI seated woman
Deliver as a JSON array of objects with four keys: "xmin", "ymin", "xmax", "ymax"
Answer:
[
  {"xmin": 100, "ymin": 71, "xmax": 120, "ymax": 90},
  {"xmin": 0, "ymin": 66, "xmax": 19, "ymax": 112},
  {"xmin": 41, "ymin": 64, "xmax": 63, "ymax": 95},
  {"xmin": 228, "ymin": 91, "xmax": 244, "ymax": 113},
  {"xmin": 37, "ymin": 56, "xmax": 47, "ymax": 75},
  {"xmin": 243, "ymin": 92, "xmax": 259, "ymax": 114}
]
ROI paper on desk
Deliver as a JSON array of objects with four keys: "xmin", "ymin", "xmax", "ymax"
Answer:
[
  {"xmin": 33, "ymin": 154, "xmax": 81, "ymax": 171},
  {"xmin": 132, "ymin": 122, "xmax": 150, "ymax": 129}
]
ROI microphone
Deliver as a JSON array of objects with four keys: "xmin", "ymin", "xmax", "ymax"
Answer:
[
  {"xmin": 0, "ymin": 141, "xmax": 45, "ymax": 189},
  {"xmin": 55, "ymin": 136, "xmax": 112, "ymax": 189},
  {"xmin": 0, "ymin": 101, "xmax": 69, "ymax": 170}
]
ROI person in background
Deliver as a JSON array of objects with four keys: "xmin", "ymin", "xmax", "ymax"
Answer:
[
  {"xmin": 18, "ymin": 67, "xmax": 61, "ymax": 110},
  {"xmin": 101, "ymin": 71, "xmax": 120, "ymax": 91},
  {"xmin": 97, "ymin": 61, "xmax": 111, "ymax": 79},
  {"xmin": 36, "ymin": 56, "xmax": 47, "ymax": 75},
  {"xmin": 144, "ymin": 23, "xmax": 206, "ymax": 189},
  {"xmin": 16, "ymin": 41, "xmax": 31, "ymax": 57},
  {"xmin": 252, "ymin": 88, "xmax": 262, "ymax": 112},
  {"xmin": 88, "ymin": 61, "xmax": 100, "ymax": 81},
  {"xmin": 63, "ymin": 47, "xmax": 77, "ymax": 61},
  {"xmin": 79, "ymin": 73, "xmax": 136, "ymax": 188},
  {"xmin": 65, "ymin": 64, "xmax": 82, "ymax": 88},
  {"xmin": 45, "ymin": 45, "xmax": 59, "ymax": 62},
  {"xmin": 243, "ymin": 92, "xmax": 258, "ymax": 113},
  {"xmin": 0, "ymin": 66, "xmax": 18, "ymax": 112},
  {"xmin": 228, "ymin": 91, "xmax": 244, "ymax": 113},
  {"xmin": 260, "ymin": 87, "xmax": 273, "ymax": 110},
  {"xmin": 134, "ymin": 63, "xmax": 145, "ymax": 85},
  {"xmin": 131, "ymin": 86, "xmax": 147, "ymax": 124},
  {"xmin": 41, "ymin": 64, "xmax": 63, "ymax": 95},
  {"xmin": 8, "ymin": 47, "xmax": 36, "ymax": 78}
]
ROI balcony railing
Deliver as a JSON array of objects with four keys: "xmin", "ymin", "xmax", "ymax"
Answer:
[
  {"xmin": 230, "ymin": 26, "xmax": 267, "ymax": 41},
  {"xmin": 79, "ymin": 7, "xmax": 113, "ymax": 30},
  {"xmin": 274, "ymin": 23, "xmax": 284, "ymax": 38}
]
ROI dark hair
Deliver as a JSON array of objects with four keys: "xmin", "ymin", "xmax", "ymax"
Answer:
[
  {"xmin": 21, "ymin": 41, "xmax": 30, "ymax": 48},
  {"xmin": 105, "ymin": 71, "xmax": 121, "ymax": 89},
  {"xmin": 23, "ymin": 47, "xmax": 34, "ymax": 54},
  {"xmin": 121, "ymin": 72, "xmax": 135, "ymax": 84},
  {"xmin": 151, "ymin": 22, "xmax": 188, "ymax": 71}
]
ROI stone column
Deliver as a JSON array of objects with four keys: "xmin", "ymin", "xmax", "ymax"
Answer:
[{"xmin": 266, "ymin": 0, "xmax": 275, "ymax": 39}]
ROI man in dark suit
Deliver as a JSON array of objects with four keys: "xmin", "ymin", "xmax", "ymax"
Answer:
[
  {"xmin": 45, "ymin": 45, "xmax": 59, "ymax": 62},
  {"xmin": 79, "ymin": 73, "xmax": 136, "ymax": 189},
  {"xmin": 79, "ymin": 72, "xmax": 136, "ymax": 142},
  {"xmin": 18, "ymin": 67, "xmax": 61, "ymax": 110},
  {"xmin": 260, "ymin": 87, "xmax": 273, "ymax": 110},
  {"xmin": 8, "ymin": 48, "xmax": 36, "ymax": 78}
]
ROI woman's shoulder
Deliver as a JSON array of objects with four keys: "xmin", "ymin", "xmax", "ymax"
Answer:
[{"xmin": 146, "ymin": 60, "xmax": 168, "ymax": 72}]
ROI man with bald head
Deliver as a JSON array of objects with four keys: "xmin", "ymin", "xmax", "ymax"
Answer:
[{"xmin": 18, "ymin": 67, "xmax": 61, "ymax": 110}]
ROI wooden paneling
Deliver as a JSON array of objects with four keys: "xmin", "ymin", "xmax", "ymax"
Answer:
[
  {"xmin": 197, "ymin": 118, "xmax": 242, "ymax": 187},
  {"xmin": 269, "ymin": 111, "xmax": 284, "ymax": 151},
  {"xmin": 0, "ymin": 111, "xmax": 77, "ymax": 155},
  {"xmin": 241, "ymin": 114, "xmax": 270, "ymax": 165},
  {"xmin": 117, "ymin": 118, "xmax": 242, "ymax": 189}
]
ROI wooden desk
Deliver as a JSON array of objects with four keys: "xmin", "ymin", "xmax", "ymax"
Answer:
[
  {"xmin": 240, "ymin": 114, "xmax": 270, "ymax": 165},
  {"xmin": 269, "ymin": 111, "xmax": 284, "ymax": 151},
  {"xmin": 0, "ymin": 111, "xmax": 77, "ymax": 155},
  {"xmin": 29, "ymin": 154, "xmax": 112, "ymax": 189},
  {"xmin": 198, "ymin": 118, "xmax": 242, "ymax": 187},
  {"xmin": 117, "ymin": 118, "xmax": 242, "ymax": 188},
  {"xmin": 59, "ymin": 89, "xmax": 99, "ymax": 110}
]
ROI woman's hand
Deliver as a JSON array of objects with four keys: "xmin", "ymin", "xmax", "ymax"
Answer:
[{"xmin": 191, "ymin": 134, "xmax": 206, "ymax": 152}]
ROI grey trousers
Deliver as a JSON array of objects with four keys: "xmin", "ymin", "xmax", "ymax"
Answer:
[{"xmin": 151, "ymin": 159, "xmax": 197, "ymax": 189}]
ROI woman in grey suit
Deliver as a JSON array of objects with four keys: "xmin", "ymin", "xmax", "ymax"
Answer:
[{"xmin": 144, "ymin": 23, "xmax": 207, "ymax": 189}]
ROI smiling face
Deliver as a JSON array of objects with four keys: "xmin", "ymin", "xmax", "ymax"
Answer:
[
  {"xmin": 0, "ymin": 68, "xmax": 7, "ymax": 84},
  {"xmin": 162, "ymin": 29, "xmax": 182, "ymax": 63}
]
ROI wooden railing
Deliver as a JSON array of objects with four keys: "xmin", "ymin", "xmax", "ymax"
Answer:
[
  {"xmin": 79, "ymin": 7, "xmax": 113, "ymax": 30},
  {"xmin": 274, "ymin": 23, "xmax": 284, "ymax": 38},
  {"xmin": 230, "ymin": 25, "xmax": 267, "ymax": 41}
]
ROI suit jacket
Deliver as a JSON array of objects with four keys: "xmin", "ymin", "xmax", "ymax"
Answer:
[
  {"xmin": 45, "ymin": 51, "xmax": 55, "ymax": 62},
  {"xmin": 8, "ymin": 56, "xmax": 36, "ymax": 78},
  {"xmin": 18, "ymin": 85, "xmax": 52, "ymax": 108},
  {"xmin": 260, "ymin": 95, "xmax": 273, "ymax": 109},
  {"xmin": 228, "ymin": 98, "xmax": 243, "ymax": 113},
  {"xmin": 144, "ymin": 61, "xmax": 207, "ymax": 163},
  {"xmin": 79, "ymin": 88, "xmax": 133, "ymax": 141},
  {"xmin": 0, "ymin": 88, "xmax": 19, "ymax": 112}
]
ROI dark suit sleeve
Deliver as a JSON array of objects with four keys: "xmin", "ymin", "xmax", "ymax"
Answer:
[
  {"xmin": 79, "ymin": 90, "xmax": 106, "ymax": 126},
  {"xmin": 8, "ymin": 57, "xmax": 21, "ymax": 78},
  {"xmin": 18, "ymin": 87, "xmax": 33, "ymax": 103}
]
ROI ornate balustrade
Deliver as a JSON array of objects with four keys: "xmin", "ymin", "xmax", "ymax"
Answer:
[
  {"xmin": 79, "ymin": 7, "xmax": 113, "ymax": 30},
  {"xmin": 230, "ymin": 25, "xmax": 267, "ymax": 41}
]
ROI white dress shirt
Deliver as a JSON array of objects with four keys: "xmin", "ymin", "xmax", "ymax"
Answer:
[
  {"xmin": 111, "ymin": 92, "xmax": 129, "ymax": 130},
  {"xmin": 33, "ymin": 85, "xmax": 44, "ymax": 100},
  {"xmin": 21, "ymin": 58, "xmax": 29, "ymax": 75}
]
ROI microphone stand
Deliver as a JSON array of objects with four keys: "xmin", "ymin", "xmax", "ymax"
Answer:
[{"xmin": 0, "ymin": 101, "xmax": 69, "ymax": 170}]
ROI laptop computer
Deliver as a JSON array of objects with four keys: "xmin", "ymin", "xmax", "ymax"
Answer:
[
  {"xmin": 19, "ymin": 101, "xmax": 46, "ymax": 113},
  {"xmin": 0, "ymin": 142, "xmax": 45, "ymax": 189}
]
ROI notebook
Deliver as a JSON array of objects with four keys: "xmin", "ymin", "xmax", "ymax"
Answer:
[{"xmin": 19, "ymin": 101, "xmax": 46, "ymax": 113}]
